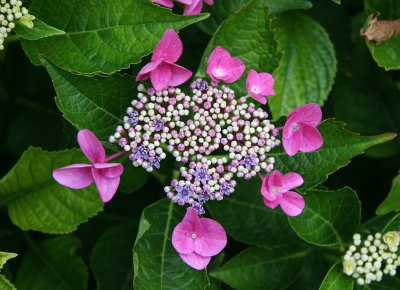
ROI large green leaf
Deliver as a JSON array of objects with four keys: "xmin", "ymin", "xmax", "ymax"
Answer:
[
  {"xmin": 288, "ymin": 187, "xmax": 361, "ymax": 249},
  {"xmin": 319, "ymin": 262, "xmax": 354, "ymax": 290},
  {"xmin": 207, "ymin": 178, "xmax": 303, "ymax": 247},
  {"xmin": 333, "ymin": 44, "xmax": 400, "ymax": 158},
  {"xmin": 21, "ymin": 0, "xmax": 208, "ymax": 74},
  {"xmin": 210, "ymin": 245, "xmax": 308, "ymax": 290},
  {"xmin": 197, "ymin": 0, "xmax": 280, "ymax": 95},
  {"xmin": 0, "ymin": 147, "xmax": 103, "ymax": 234},
  {"xmin": 376, "ymin": 172, "xmax": 400, "ymax": 215},
  {"xmin": 14, "ymin": 19, "xmax": 65, "ymax": 40},
  {"xmin": 16, "ymin": 235, "xmax": 88, "ymax": 290},
  {"xmin": 91, "ymin": 224, "xmax": 137, "ymax": 290},
  {"xmin": 0, "ymin": 253, "xmax": 17, "ymax": 270},
  {"xmin": 363, "ymin": 0, "xmax": 400, "ymax": 70},
  {"xmin": 0, "ymin": 252, "xmax": 17, "ymax": 290},
  {"xmin": 271, "ymin": 119, "xmax": 395, "ymax": 192},
  {"xmin": 269, "ymin": 12, "xmax": 337, "ymax": 118},
  {"xmin": 133, "ymin": 199, "xmax": 209, "ymax": 290}
]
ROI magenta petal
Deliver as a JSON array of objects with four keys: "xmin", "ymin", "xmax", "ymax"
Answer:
[
  {"xmin": 53, "ymin": 164, "xmax": 94, "ymax": 189},
  {"xmin": 94, "ymin": 163, "xmax": 124, "ymax": 179},
  {"xmin": 281, "ymin": 172, "xmax": 304, "ymax": 192},
  {"xmin": 153, "ymin": 0, "xmax": 174, "ymax": 8},
  {"xmin": 280, "ymin": 191, "xmax": 305, "ymax": 216},
  {"xmin": 179, "ymin": 252, "xmax": 211, "ymax": 270},
  {"xmin": 136, "ymin": 60, "xmax": 161, "ymax": 81},
  {"xmin": 183, "ymin": 0, "xmax": 203, "ymax": 15},
  {"xmin": 183, "ymin": 208, "xmax": 202, "ymax": 230},
  {"xmin": 172, "ymin": 221, "xmax": 195, "ymax": 254},
  {"xmin": 204, "ymin": 0, "xmax": 214, "ymax": 5},
  {"xmin": 258, "ymin": 72, "xmax": 275, "ymax": 96},
  {"xmin": 176, "ymin": 0, "xmax": 192, "ymax": 4},
  {"xmin": 263, "ymin": 198, "xmax": 280, "ymax": 209},
  {"xmin": 218, "ymin": 56, "xmax": 245, "ymax": 83},
  {"xmin": 168, "ymin": 63, "xmax": 193, "ymax": 87},
  {"xmin": 152, "ymin": 29, "xmax": 183, "ymax": 63},
  {"xmin": 287, "ymin": 103, "xmax": 322, "ymax": 127},
  {"xmin": 92, "ymin": 169, "xmax": 120, "ymax": 202},
  {"xmin": 195, "ymin": 218, "xmax": 227, "ymax": 257},
  {"xmin": 150, "ymin": 63, "xmax": 172, "ymax": 91},
  {"xmin": 77, "ymin": 129, "xmax": 106, "ymax": 163},
  {"xmin": 298, "ymin": 124, "xmax": 323, "ymax": 153},
  {"xmin": 282, "ymin": 133, "xmax": 301, "ymax": 156}
]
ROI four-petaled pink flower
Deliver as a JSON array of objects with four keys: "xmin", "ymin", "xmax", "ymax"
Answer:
[
  {"xmin": 183, "ymin": 0, "xmax": 214, "ymax": 15},
  {"xmin": 260, "ymin": 170, "xmax": 305, "ymax": 216},
  {"xmin": 282, "ymin": 103, "xmax": 323, "ymax": 156},
  {"xmin": 206, "ymin": 46, "xmax": 245, "ymax": 84},
  {"xmin": 172, "ymin": 208, "xmax": 227, "ymax": 270},
  {"xmin": 246, "ymin": 69, "xmax": 275, "ymax": 105},
  {"xmin": 53, "ymin": 129, "xmax": 124, "ymax": 203},
  {"xmin": 136, "ymin": 29, "xmax": 192, "ymax": 91}
]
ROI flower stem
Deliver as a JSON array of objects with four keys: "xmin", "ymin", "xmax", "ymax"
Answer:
[
  {"xmin": 106, "ymin": 150, "xmax": 127, "ymax": 162},
  {"xmin": 5, "ymin": 34, "xmax": 21, "ymax": 43}
]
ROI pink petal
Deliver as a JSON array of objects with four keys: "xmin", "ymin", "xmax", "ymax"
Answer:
[
  {"xmin": 195, "ymin": 218, "xmax": 227, "ymax": 257},
  {"xmin": 206, "ymin": 46, "xmax": 232, "ymax": 81},
  {"xmin": 280, "ymin": 191, "xmax": 305, "ymax": 216},
  {"xmin": 258, "ymin": 72, "xmax": 275, "ymax": 96},
  {"xmin": 53, "ymin": 164, "xmax": 94, "ymax": 189},
  {"xmin": 263, "ymin": 198, "xmax": 280, "ymax": 209},
  {"xmin": 281, "ymin": 172, "xmax": 304, "ymax": 192},
  {"xmin": 94, "ymin": 163, "xmax": 124, "ymax": 179},
  {"xmin": 136, "ymin": 60, "xmax": 161, "ymax": 81},
  {"xmin": 153, "ymin": 0, "xmax": 174, "ymax": 8},
  {"xmin": 172, "ymin": 221, "xmax": 196, "ymax": 254},
  {"xmin": 77, "ymin": 129, "xmax": 106, "ymax": 163},
  {"xmin": 183, "ymin": 208, "xmax": 203, "ymax": 231},
  {"xmin": 92, "ymin": 169, "xmax": 120, "ymax": 202},
  {"xmin": 204, "ymin": 0, "xmax": 214, "ymax": 5},
  {"xmin": 298, "ymin": 124, "xmax": 323, "ymax": 153},
  {"xmin": 246, "ymin": 70, "xmax": 265, "ymax": 104},
  {"xmin": 260, "ymin": 174, "xmax": 275, "ymax": 201},
  {"xmin": 183, "ymin": 0, "xmax": 203, "ymax": 15},
  {"xmin": 287, "ymin": 103, "xmax": 322, "ymax": 127},
  {"xmin": 261, "ymin": 170, "xmax": 283, "ymax": 201},
  {"xmin": 152, "ymin": 29, "xmax": 183, "ymax": 63},
  {"xmin": 168, "ymin": 63, "xmax": 192, "ymax": 87},
  {"xmin": 150, "ymin": 62, "xmax": 172, "ymax": 91},
  {"xmin": 282, "ymin": 131, "xmax": 301, "ymax": 156},
  {"xmin": 217, "ymin": 56, "xmax": 245, "ymax": 83},
  {"xmin": 179, "ymin": 252, "xmax": 211, "ymax": 270},
  {"xmin": 176, "ymin": 0, "xmax": 192, "ymax": 4}
]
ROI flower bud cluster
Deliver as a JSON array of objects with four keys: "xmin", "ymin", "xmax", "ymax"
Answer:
[
  {"xmin": 0, "ymin": 0, "xmax": 32, "ymax": 50},
  {"xmin": 111, "ymin": 79, "xmax": 281, "ymax": 213},
  {"xmin": 343, "ymin": 232, "xmax": 400, "ymax": 285}
]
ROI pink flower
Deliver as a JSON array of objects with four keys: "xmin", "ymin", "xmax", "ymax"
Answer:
[
  {"xmin": 206, "ymin": 46, "xmax": 245, "ymax": 84},
  {"xmin": 282, "ymin": 103, "xmax": 323, "ymax": 156},
  {"xmin": 260, "ymin": 170, "xmax": 305, "ymax": 216},
  {"xmin": 53, "ymin": 129, "xmax": 124, "ymax": 203},
  {"xmin": 172, "ymin": 208, "xmax": 227, "ymax": 270},
  {"xmin": 246, "ymin": 69, "xmax": 275, "ymax": 105},
  {"xmin": 153, "ymin": 0, "xmax": 174, "ymax": 8},
  {"xmin": 136, "ymin": 29, "xmax": 192, "ymax": 91},
  {"xmin": 182, "ymin": 0, "xmax": 214, "ymax": 15}
]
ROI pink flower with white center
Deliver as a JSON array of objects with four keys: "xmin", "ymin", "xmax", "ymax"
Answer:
[
  {"xmin": 183, "ymin": 0, "xmax": 214, "ymax": 15},
  {"xmin": 282, "ymin": 103, "xmax": 323, "ymax": 156},
  {"xmin": 136, "ymin": 29, "xmax": 192, "ymax": 91},
  {"xmin": 206, "ymin": 46, "xmax": 245, "ymax": 84},
  {"xmin": 172, "ymin": 208, "xmax": 227, "ymax": 270},
  {"xmin": 246, "ymin": 69, "xmax": 275, "ymax": 105},
  {"xmin": 53, "ymin": 129, "xmax": 124, "ymax": 202},
  {"xmin": 260, "ymin": 170, "xmax": 305, "ymax": 216}
]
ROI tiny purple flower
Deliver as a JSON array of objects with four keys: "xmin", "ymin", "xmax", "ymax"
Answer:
[
  {"xmin": 152, "ymin": 119, "xmax": 165, "ymax": 132},
  {"xmin": 240, "ymin": 154, "xmax": 257, "ymax": 170},
  {"xmin": 220, "ymin": 182, "xmax": 233, "ymax": 196},
  {"xmin": 134, "ymin": 145, "xmax": 150, "ymax": 160},
  {"xmin": 194, "ymin": 167, "xmax": 211, "ymax": 185},
  {"xmin": 196, "ymin": 80, "xmax": 209, "ymax": 91},
  {"xmin": 149, "ymin": 156, "xmax": 161, "ymax": 169}
]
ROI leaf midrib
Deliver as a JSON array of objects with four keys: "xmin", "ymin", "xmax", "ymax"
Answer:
[{"xmin": 159, "ymin": 202, "xmax": 174, "ymax": 289}]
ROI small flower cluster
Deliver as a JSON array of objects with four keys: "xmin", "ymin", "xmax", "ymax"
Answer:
[
  {"xmin": 0, "ymin": 0, "xmax": 33, "ymax": 50},
  {"xmin": 343, "ymin": 232, "xmax": 400, "ymax": 285}
]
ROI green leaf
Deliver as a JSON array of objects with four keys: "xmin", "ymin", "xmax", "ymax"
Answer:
[
  {"xmin": 288, "ymin": 187, "xmax": 361, "ymax": 249},
  {"xmin": 331, "ymin": 0, "xmax": 341, "ymax": 4},
  {"xmin": 210, "ymin": 245, "xmax": 308, "ymax": 290},
  {"xmin": 319, "ymin": 262, "xmax": 354, "ymax": 290},
  {"xmin": 271, "ymin": 119, "xmax": 396, "ymax": 192},
  {"xmin": 269, "ymin": 12, "xmax": 337, "ymax": 118},
  {"xmin": 363, "ymin": 0, "xmax": 400, "ymax": 70},
  {"xmin": 0, "ymin": 275, "xmax": 17, "ymax": 290},
  {"xmin": 0, "ymin": 252, "xmax": 17, "ymax": 270},
  {"xmin": 119, "ymin": 158, "xmax": 150, "ymax": 194},
  {"xmin": 14, "ymin": 19, "xmax": 65, "ymax": 40},
  {"xmin": 197, "ymin": 0, "xmax": 280, "ymax": 96},
  {"xmin": 333, "ymin": 44, "xmax": 400, "ymax": 158},
  {"xmin": 42, "ymin": 59, "xmax": 135, "ymax": 141},
  {"xmin": 21, "ymin": 0, "xmax": 208, "ymax": 74},
  {"xmin": 376, "ymin": 172, "xmax": 400, "ymax": 215},
  {"xmin": 266, "ymin": 0, "xmax": 312, "ymax": 16},
  {"xmin": 133, "ymin": 199, "xmax": 209, "ymax": 290},
  {"xmin": 91, "ymin": 224, "xmax": 137, "ymax": 290},
  {"xmin": 16, "ymin": 235, "xmax": 88, "ymax": 290},
  {"xmin": 0, "ymin": 147, "xmax": 103, "ymax": 234},
  {"xmin": 207, "ymin": 178, "xmax": 302, "ymax": 247}
]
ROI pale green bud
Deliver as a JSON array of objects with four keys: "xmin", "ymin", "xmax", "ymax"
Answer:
[
  {"xmin": 383, "ymin": 231, "xmax": 400, "ymax": 248},
  {"xmin": 19, "ymin": 14, "xmax": 35, "ymax": 29}
]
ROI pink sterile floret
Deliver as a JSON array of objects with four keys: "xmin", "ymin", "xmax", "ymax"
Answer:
[
  {"xmin": 246, "ymin": 69, "xmax": 275, "ymax": 105},
  {"xmin": 260, "ymin": 170, "xmax": 305, "ymax": 216},
  {"xmin": 172, "ymin": 208, "xmax": 227, "ymax": 270},
  {"xmin": 136, "ymin": 29, "xmax": 192, "ymax": 91},
  {"xmin": 206, "ymin": 46, "xmax": 245, "ymax": 84},
  {"xmin": 282, "ymin": 103, "xmax": 323, "ymax": 156},
  {"xmin": 53, "ymin": 129, "xmax": 124, "ymax": 202},
  {"xmin": 183, "ymin": 0, "xmax": 214, "ymax": 15},
  {"xmin": 153, "ymin": 0, "xmax": 175, "ymax": 8}
]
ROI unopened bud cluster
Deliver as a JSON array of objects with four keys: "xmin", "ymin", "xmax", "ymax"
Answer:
[
  {"xmin": 110, "ymin": 79, "xmax": 280, "ymax": 213},
  {"xmin": 343, "ymin": 232, "xmax": 400, "ymax": 285},
  {"xmin": 0, "ymin": 0, "xmax": 33, "ymax": 50}
]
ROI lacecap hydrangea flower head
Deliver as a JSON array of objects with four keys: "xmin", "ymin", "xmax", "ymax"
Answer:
[{"xmin": 53, "ymin": 29, "xmax": 324, "ymax": 270}]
